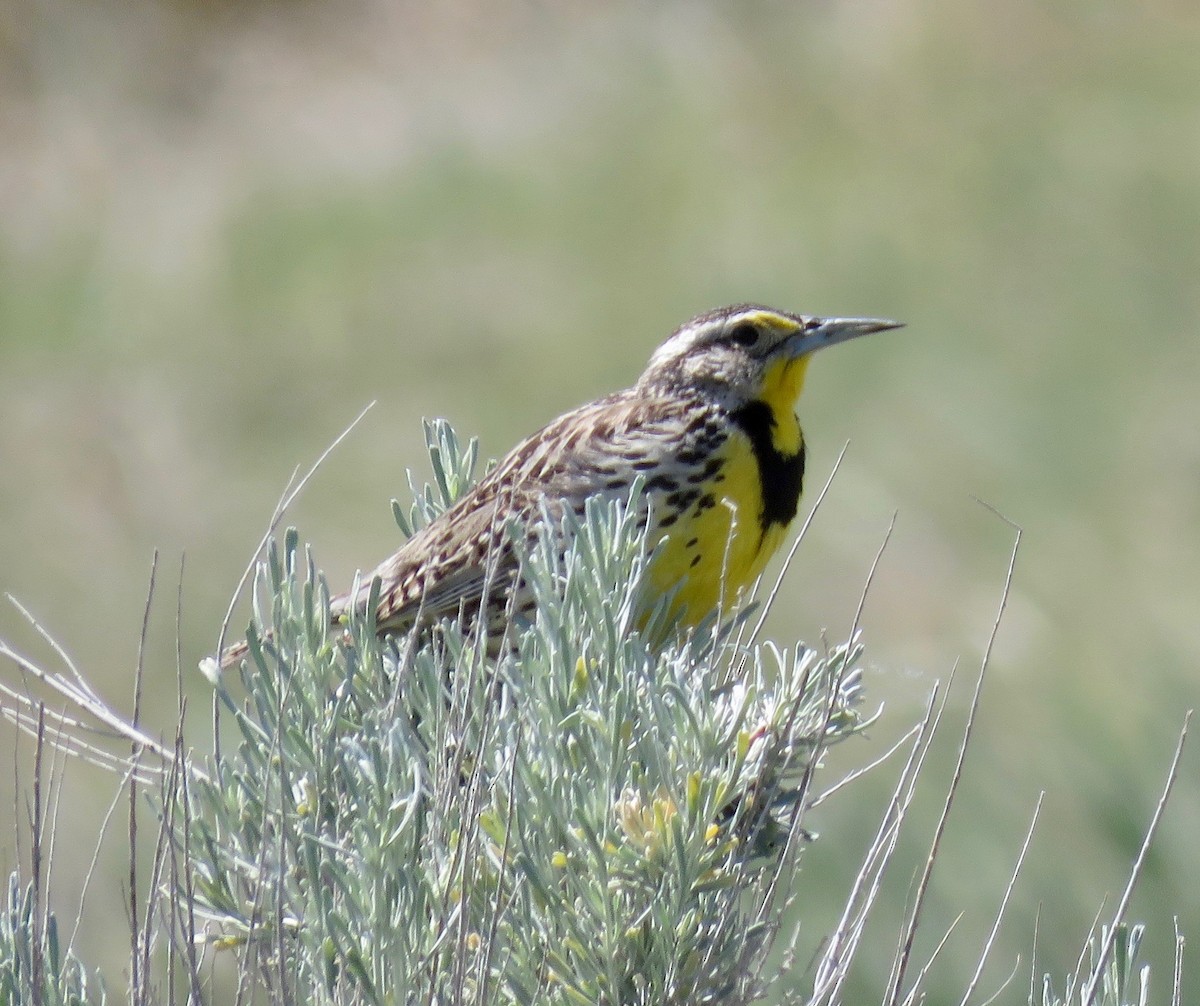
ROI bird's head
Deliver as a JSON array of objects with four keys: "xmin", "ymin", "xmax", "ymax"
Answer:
[{"xmin": 640, "ymin": 304, "xmax": 902, "ymax": 411}]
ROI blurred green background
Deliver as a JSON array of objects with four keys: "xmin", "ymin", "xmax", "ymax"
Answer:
[{"xmin": 2, "ymin": 1, "xmax": 1198, "ymax": 1001}]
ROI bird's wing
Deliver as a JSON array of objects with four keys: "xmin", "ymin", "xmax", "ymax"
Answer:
[
  {"xmin": 336, "ymin": 389, "xmax": 690, "ymax": 634},
  {"xmin": 330, "ymin": 480, "xmax": 510, "ymax": 631}
]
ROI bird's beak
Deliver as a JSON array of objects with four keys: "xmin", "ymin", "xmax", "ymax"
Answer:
[{"xmin": 789, "ymin": 316, "xmax": 904, "ymax": 357}]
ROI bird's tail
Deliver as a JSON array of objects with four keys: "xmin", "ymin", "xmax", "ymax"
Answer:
[
  {"xmin": 219, "ymin": 643, "xmax": 259, "ymax": 672},
  {"xmin": 208, "ymin": 588, "xmax": 358, "ymax": 676}
]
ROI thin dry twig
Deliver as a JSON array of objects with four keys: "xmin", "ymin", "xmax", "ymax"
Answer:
[
  {"xmin": 67, "ymin": 763, "xmax": 141, "ymax": 956},
  {"xmin": 845, "ymin": 511, "xmax": 896, "ymax": 657},
  {"xmin": 128, "ymin": 550, "xmax": 156, "ymax": 1003},
  {"xmin": 886, "ymin": 503, "xmax": 1022, "ymax": 1006},
  {"xmin": 956, "ymin": 792, "xmax": 1044, "ymax": 1006},
  {"xmin": 809, "ymin": 722, "xmax": 922, "ymax": 810},
  {"xmin": 897, "ymin": 914, "xmax": 964, "ymax": 1006},
  {"xmin": 977, "ymin": 955, "xmax": 1024, "ymax": 1006},
  {"xmin": 30, "ymin": 706, "xmax": 46, "ymax": 1006},
  {"xmin": 809, "ymin": 683, "xmax": 944, "ymax": 1005},
  {"xmin": 0, "ymin": 688, "xmax": 158, "ymax": 783},
  {"xmin": 1081, "ymin": 710, "xmax": 1192, "ymax": 1006},
  {"xmin": 747, "ymin": 442, "xmax": 850, "ymax": 648},
  {"xmin": 1172, "ymin": 916, "xmax": 1184, "ymax": 1006},
  {"xmin": 1, "ymin": 604, "xmax": 180, "ymax": 770},
  {"xmin": 1029, "ymin": 906, "xmax": 1041, "ymax": 1006},
  {"xmin": 216, "ymin": 400, "xmax": 375, "ymax": 660}
]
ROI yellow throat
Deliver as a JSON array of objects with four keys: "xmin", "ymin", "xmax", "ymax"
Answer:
[{"xmin": 647, "ymin": 354, "xmax": 813, "ymax": 628}]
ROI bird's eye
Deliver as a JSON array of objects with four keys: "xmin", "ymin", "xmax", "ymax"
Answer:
[{"xmin": 729, "ymin": 323, "xmax": 760, "ymax": 348}]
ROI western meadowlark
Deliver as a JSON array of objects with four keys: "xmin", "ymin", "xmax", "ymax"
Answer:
[{"xmin": 219, "ymin": 304, "xmax": 900, "ymax": 668}]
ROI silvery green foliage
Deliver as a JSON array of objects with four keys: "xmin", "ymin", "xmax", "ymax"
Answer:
[
  {"xmin": 390, "ymin": 417, "xmax": 482, "ymax": 537},
  {"xmin": 0, "ymin": 873, "xmax": 106, "ymax": 1006},
  {"xmin": 190, "ymin": 420, "xmax": 869, "ymax": 1005},
  {"xmin": 1040, "ymin": 925, "xmax": 1151, "ymax": 1006},
  {"xmin": 0, "ymin": 420, "xmax": 1173, "ymax": 1005}
]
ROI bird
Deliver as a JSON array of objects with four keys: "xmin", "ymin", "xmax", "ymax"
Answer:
[{"xmin": 218, "ymin": 304, "xmax": 900, "ymax": 669}]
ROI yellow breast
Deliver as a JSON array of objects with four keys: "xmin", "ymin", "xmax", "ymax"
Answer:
[
  {"xmin": 643, "ymin": 354, "xmax": 811, "ymax": 629},
  {"xmin": 646, "ymin": 429, "xmax": 789, "ymax": 627}
]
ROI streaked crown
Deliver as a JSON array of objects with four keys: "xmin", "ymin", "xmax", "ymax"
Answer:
[{"xmin": 639, "ymin": 304, "xmax": 901, "ymax": 402}]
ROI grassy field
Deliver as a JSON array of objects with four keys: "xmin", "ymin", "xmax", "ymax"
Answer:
[{"xmin": 2, "ymin": 2, "xmax": 1198, "ymax": 1001}]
